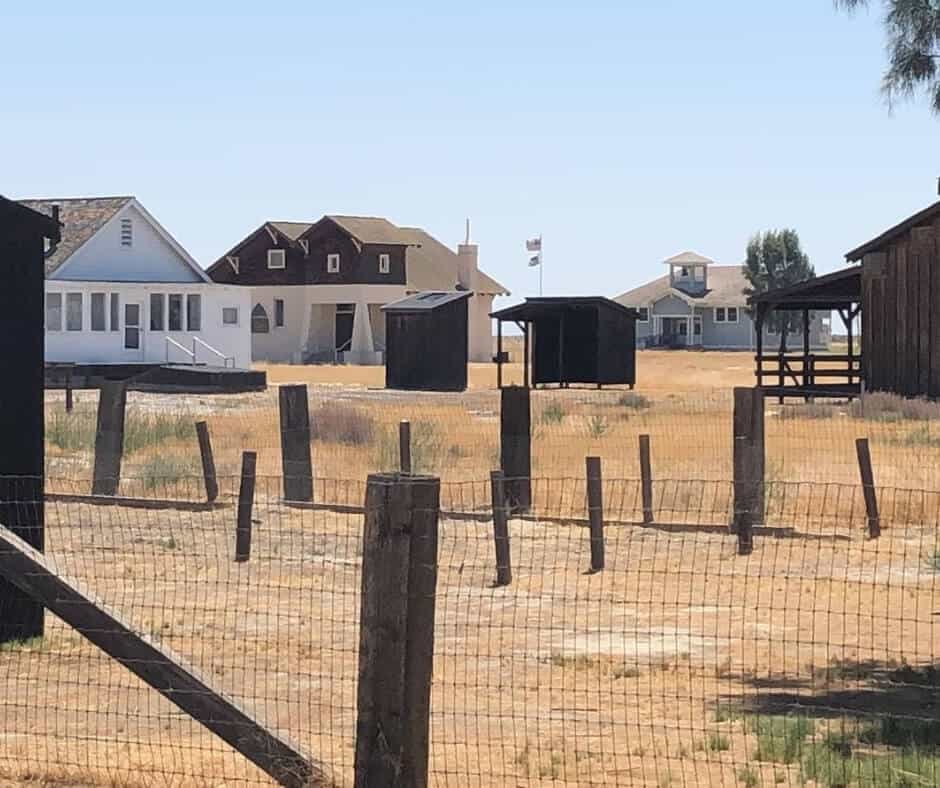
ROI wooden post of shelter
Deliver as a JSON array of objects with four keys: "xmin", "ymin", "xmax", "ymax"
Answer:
[
  {"xmin": 489, "ymin": 470, "xmax": 512, "ymax": 586},
  {"xmin": 235, "ymin": 451, "xmax": 256, "ymax": 562},
  {"xmin": 500, "ymin": 386, "xmax": 531, "ymax": 513},
  {"xmin": 399, "ymin": 420, "xmax": 412, "ymax": 474},
  {"xmin": 639, "ymin": 434, "xmax": 654, "ymax": 524},
  {"xmin": 278, "ymin": 384, "xmax": 313, "ymax": 503},
  {"xmin": 586, "ymin": 456, "xmax": 605, "ymax": 571},
  {"xmin": 195, "ymin": 421, "xmax": 218, "ymax": 503},
  {"xmin": 91, "ymin": 381, "xmax": 127, "ymax": 497},
  {"xmin": 355, "ymin": 473, "xmax": 441, "ymax": 788},
  {"xmin": 496, "ymin": 318, "xmax": 503, "ymax": 389},
  {"xmin": 732, "ymin": 387, "xmax": 764, "ymax": 554},
  {"xmin": 855, "ymin": 437, "xmax": 881, "ymax": 538}
]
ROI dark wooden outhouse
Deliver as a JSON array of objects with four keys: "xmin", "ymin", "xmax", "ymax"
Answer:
[
  {"xmin": 382, "ymin": 291, "xmax": 471, "ymax": 391},
  {"xmin": 491, "ymin": 297, "xmax": 638, "ymax": 389},
  {"xmin": 0, "ymin": 196, "xmax": 60, "ymax": 642},
  {"xmin": 846, "ymin": 198, "xmax": 940, "ymax": 398}
]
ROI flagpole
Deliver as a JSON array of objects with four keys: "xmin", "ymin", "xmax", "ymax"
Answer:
[{"xmin": 539, "ymin": 235, "xmax": 543, "ymax": 296}]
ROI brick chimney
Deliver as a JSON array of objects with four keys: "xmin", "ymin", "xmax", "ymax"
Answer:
[{"xmin": 456, "ymin": 218, "xmax": 477, "ymax": 291}]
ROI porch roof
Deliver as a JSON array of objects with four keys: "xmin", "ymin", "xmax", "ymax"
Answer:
[{"xmin": 747, "ymin": 266, "xmax": 861, "ymax": 312}]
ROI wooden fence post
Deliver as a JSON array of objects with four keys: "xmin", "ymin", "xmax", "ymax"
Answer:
[
  {"xmin": 91, "ymin": 381, "xmax": 127, "ymax": 497},
  {"xmin": 278, "ymin": 384, "xmax": 313, "ymax": 503},
  {"xmin": 586, "ymin": 456, "xmax": 605, "ymax": 571},
  {"xmin": 235, "ymin": 451, "xmax": 256, "ymax": 562},
  {"xmin": 500, "ymin": 386, "xmax": 531, "ymax": 513},
  {"xmin": 732, "ymin": 387, "xmax": 764, "ymax": 555},
  {"xmin": 400, "ymin": 420, "xmax": 412, "ymax": 474},
  {"xmin": 490, "ymin": 470, "xmax": 512, "ymax": 586},
  {"xmin": 65, "ymin": 366, "xmax": 73, "ymax": 413},
  {"xmin": 356, "ymin": 473, "xmax": 441, "ymax": 788},
  {"xmin": 855, "ymin": 437, "xmax": 881, "ymax": 538},
  {"xmin": 639, "ymin": 434, "xmax": 654, "ymax": 524},
  {"xmin": 195, "ymin": 421, "xmax": 218, "ymax": 503}
]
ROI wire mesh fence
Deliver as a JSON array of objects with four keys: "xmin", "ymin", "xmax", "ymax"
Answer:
[{"xmin": 2, "ymin": 474, "xmax": 940, "ymax": 785}]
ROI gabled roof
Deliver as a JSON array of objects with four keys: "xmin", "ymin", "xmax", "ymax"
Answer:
[
  {"xmin": 18, "ymin": 196, "xmax": 132, "ymax": 275},
  {"xmin": 325, "ymin": 215, "xmax": 415, "ymax": 246},
  {"xmin": 398, "ymin": 227, "xmax": 509, "ymax": 295},
  {"xmin": 615, "ymin": 264, "xmax": 748, "ymax": 308},
  {"xmin": 270, "ymin": 221, "xmax": 312, "ymax": 241},
  {"xmin": 845, "ymin": 200, "xmax": 940, "ymax": 261},
  {"xmin": 664, "ymin": 251, "xmax": 715, "ymax": 266}
]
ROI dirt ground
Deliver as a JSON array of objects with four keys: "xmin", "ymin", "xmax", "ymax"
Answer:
[{"xmin": 2, "ymin": 491, "xmax": 939, "ymax": 787}]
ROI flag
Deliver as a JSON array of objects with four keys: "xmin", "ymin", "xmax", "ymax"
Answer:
[
  {"xmin": 528, "ymin": 253, "xmax": 541, "ymax": 267},
  {"xmin": 526, "ymin": 236, "xmax": 542, "ymax": 253}
]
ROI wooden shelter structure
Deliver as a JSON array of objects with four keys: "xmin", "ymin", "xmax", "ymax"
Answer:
[
  {"xmin": 491, "ymin": 297, "xmax": 638, "ymax": 389},
  {"xmin": 0, "ymin": 196, "xmax": 60, "ymax": 642},
  {"xmin": 749, "ymin": 267, "xmax": 862, "ymax": 400},
  {"xmin": 846, "ymin": 199, "xmax": 940, "ymax": 398},
  {"xmin": 382, "ymin": 291, "xmax": 471, "ymax": 392}
]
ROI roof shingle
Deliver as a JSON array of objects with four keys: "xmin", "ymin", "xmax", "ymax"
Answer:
[{"xmin": 615, "ymin": 265, "xmax": 748, "ymax": 307}]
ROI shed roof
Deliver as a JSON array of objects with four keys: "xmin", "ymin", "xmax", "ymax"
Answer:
[
  {"xmin": 748, "ymin": 265, "xmax": 861, "ymax": 311},
  {"xmin": 0, "ymin": 195, "xmax": 61, "ymax": 241},
  {"xmin": 18, "ymin": 196, "xmax": 132, "ymax": 275},
  {"xmin": 845, "ymin": 200, "xmax": 940, "ymax": 261},
  {"xmin": 491, "ymin": 296, "xmax": 637, "ymax": 322},
  {"xmin": 381, "ymin": 290, "xmax": 472, "ymax": 313}
]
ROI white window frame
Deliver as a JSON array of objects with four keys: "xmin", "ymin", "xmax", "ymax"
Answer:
[
  {"xmin": 725, "ymin": 306, "xmax": 739, "ymax": 324},
  {"xmin": 222, "ymin": 306, "xmax": 240, "ymax": 326},
  {"xmin": 714, "ymin": 307, "xmax": 727, "ymax": 323},
  {"xmin": 90, "ymin": 292, "xmax": 107, "ymax": 332},
  {"xmin": 327, "ymin": 253, "xmax": 340, "ymax": 273},
  {"xmin": 46, "ymin": 292, "xmax": 63, "ymax": 332},
  {"xmin": 636, "ymin": 306, "xmax": 649, "ymax": 323},
  {"xmin": 267, "ymin": 249, "xmax": 286, "ymax": 269},
  {"xmin": 378, "ymin": 253, "xmax": 390, "ymax": 274},
  {"xmin": 65, "ymin": 292, "xmax": 83, "ymax": 332}
]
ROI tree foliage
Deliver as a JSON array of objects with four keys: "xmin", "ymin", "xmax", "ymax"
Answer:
[
  {"xmin": 836, "ymin": 0, "xmax": 940, "ymax": 113},
  {"xmin": 743, "ymin": 230, "xmax": 815, "ymax": 350}
]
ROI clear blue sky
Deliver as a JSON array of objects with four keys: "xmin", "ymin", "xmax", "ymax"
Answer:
[{"xmin": 4, "ymin": 1, "xmax": 938, "ymax": 307}]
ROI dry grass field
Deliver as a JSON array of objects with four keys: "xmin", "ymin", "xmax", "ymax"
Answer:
[{"xmin": 6, "ymin": 350, "xmax": 940, "ymax": 786}]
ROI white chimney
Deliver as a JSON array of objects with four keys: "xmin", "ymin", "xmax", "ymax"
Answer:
[{"xmin": 456, "ymin": 217, "xmax": 477, "ymax": 291}]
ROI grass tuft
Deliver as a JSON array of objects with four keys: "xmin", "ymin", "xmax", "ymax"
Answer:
[
  {"xmin": 618, "ymin": 392, "xmax": 651, "ymax": 410},
  {"xmin": 311, "ymin": 402, "xmax": 375, "ymax": 446},
  {"xmin": 749, "ymin": 715, "xmax": 814, "ymax": 764}
]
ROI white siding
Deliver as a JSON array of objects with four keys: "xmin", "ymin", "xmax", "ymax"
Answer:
[{"xmin": 51, "ymin": 204, "xmax": 204, "ymax": 283}]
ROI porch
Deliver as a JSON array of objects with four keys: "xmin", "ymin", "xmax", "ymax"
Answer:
[
  {"xmin": 749, "ymin": 267, "xmax": 862, "ymax": 400},
  {"xmin": 644, "ymin": 312, "xmax": 703, "ymax": 349}
]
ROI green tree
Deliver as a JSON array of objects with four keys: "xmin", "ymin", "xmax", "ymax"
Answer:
[
  {"xmin": 743, "ymin": 229, "xmax": 815, "ymax": 352},
  {"xmin": 835, "ymin": 0, "xmax": 940, "ymax": 113}
]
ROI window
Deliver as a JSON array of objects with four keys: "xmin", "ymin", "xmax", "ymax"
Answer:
[
  {"xmin": 120, "ymin": 218, "xmax": 133, "ymax": 247},
  {"xmin": 636, "ymin": 307, "xmax": 649, "ymax": 323},
  {"xmin": 109, "ymin": 293, "xmax": 120, "ymax": 331},
  {"xmin": 91, "ymin": 293, "xmax": 106, "ymax": 331},
  {"xmin": 222, "ymin": 307, "xmax": 239, "ymax": 326},
  {"xmin": 715, "ymin": 307, "xmax": 726, "ymax": 323},
  {"xmin": 378, "ymin": 254, "xmax": 390, "ymax": 274},
  {"xmin": 267, "ymin": 249, "xmax": 286, "ymax": 269},
  {"xmin": 680, "ymin": 266, "xmax": 689, "ymax": 277},
  {"xmin": 726, "ymin": 307, "xmax": 739, "ymax": 323},
  {"xmin": 251, "ymin": 304, "xmax": 270, "ymax": 333},
  {"xmin": 46, "ymin": 293, "xmax": 62, "ymax": 331},
  {"xmin": 150, "ymin": 293, "xmax": 165, "ymax": 330},
  {"xmin": 168, "ymin": 294, "xmax": 183, "ymax": 331},
  {"xmin": 187, "ymin": 294, "xmax": 202, "ymax": 331},
  {"xmin": 66, "ymin": 293, "xmax": 83, "ymax": 331},
  {"xmin": 327, "ymin": 253, "xmax": 340, "ymax": 273},
  {"xmin": 274, "ymin": 298, "xmax": 284, "ymax": 327}
]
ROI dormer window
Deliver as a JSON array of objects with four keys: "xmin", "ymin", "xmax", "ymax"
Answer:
[
  {"xmin": 680, "ymin": 267, "xmax": 689, "ymax": 277},
  {"xmin": 327, "ymin": 253, "xmax": 340, "ymax": 273},
  {"xmin": 120, "ymin": 218, "xmax": 133, "ymax": 247},
  {"xmin": 378, "ymin": 254, "xmax": 390, "ymax": 274},
  {"xmin": 267, "ymin": 249, "xmax": 286, "ymax": 269}
]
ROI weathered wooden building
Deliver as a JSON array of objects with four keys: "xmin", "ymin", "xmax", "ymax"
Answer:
[
  {"xmin": 846, "ymin": 199, "xmax": 940, "ymax": 398},
  {"xmin": 0, "ymin": 195, "xmax": 60, "ymax": 641},
  {"xmin": 491, "ymin": 297, "xmax": 638, "ymax": 389},
  {"xmin": 382, "ymin": 291, "xmax": 471, "ymax": 392}
]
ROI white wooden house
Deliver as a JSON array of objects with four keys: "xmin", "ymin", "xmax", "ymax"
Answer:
[{"xmin": 20, "ymin": 197, "xmax": 252, "ymax": 368}]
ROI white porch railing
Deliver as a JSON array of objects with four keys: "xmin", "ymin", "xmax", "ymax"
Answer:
[
  {"xmin": 165, "ymin": 336, "xmax": 195, "ymax": 364},
  {"xmin": 193, "ymin": 336, "xmax": 235, "ymax": 368}
]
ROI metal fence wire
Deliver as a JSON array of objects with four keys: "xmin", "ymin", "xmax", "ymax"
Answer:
[{"xmin": 2, "ymin": 475, "xmax": 940, "ymax": 786}]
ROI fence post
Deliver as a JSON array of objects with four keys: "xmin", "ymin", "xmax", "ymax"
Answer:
[
  {"xmin": 586, "ymin": 456, "xmax": 605, "ymax": 571},
  {"xmin": 278, "ymin": 384, "xmax": 313, "ymax": 503},
  {"xmin": 91, "ymin": 381, "xmax": 127, "ymax": 497},
  {"xmin": 65, "ymin": 365, "xmax": 73, "ymax": 413},
  {"xmin": 639, "ymin": 434, "xmax": 654, "ymax": 524},
  {"xmin": 855, "ymin": 437, "xmax": 881, "ymax": 538},
  {"xmin": 235, "ymin": 451, "xmax": 256, "ymax": 562},
  {"xmin": 356, "ymin": 473, "xmax": 441, "ymax": 788},
  {"xmin": 500, "ymin": 386, "xmax": 531, "ymax": 513},
  {"xmin": 195, "ymin": 421, "xmax": 218, "ymax": 503},
  {"xmin": 490, "ymin": 470, "xmax": 512, "ymax": 586},
  {"xmin": 400, "ymin": 420, "xmax": 412, "ymax": 474},
  {"xmin": 732, "ymin": 387, "xmax": 764, "ymax": 555}
]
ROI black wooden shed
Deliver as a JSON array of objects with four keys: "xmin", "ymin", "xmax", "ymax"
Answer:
[
  {"xmin": 491, "ymin": 297, "xmax": 638, "ymax": 389},
  {"xmin": 0, "ymin": 195, "xmax": 60, "ymax": 642},
  {"xmin": 382, "ymin": 291, "xmax": 471, "ymax": 392}
]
